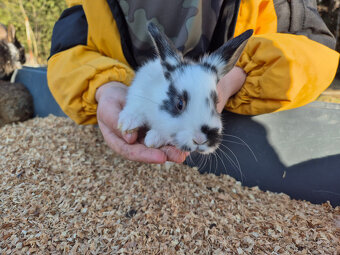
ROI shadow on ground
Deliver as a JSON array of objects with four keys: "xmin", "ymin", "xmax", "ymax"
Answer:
[{"xmin": 187, "ymin": 104, "xmax": 340, "ymax": 207}]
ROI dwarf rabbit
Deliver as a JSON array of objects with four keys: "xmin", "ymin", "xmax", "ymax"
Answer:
[
  {"xmin": 0, "ymin": 24, "xmax": 26, "ymax": 80},
  {"xmin": 118, "ymin": 23, "xmax": 252, "ymax": 154},
  {"xmin": 0, "ymin": 80, "xmax": 34, "ymax": 128}
]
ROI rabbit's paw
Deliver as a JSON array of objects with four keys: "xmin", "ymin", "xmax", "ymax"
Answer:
[
  {"xmin": 118, "ymin": 110, "xmax": 145, "ymax": 134},
  {"xmin": 144, "ymin": 129, "xmax": 166, "ymax": 148}
]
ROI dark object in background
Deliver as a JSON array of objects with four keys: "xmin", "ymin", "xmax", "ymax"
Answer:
[
  {"xmin": 0, "ymin": 23, "xmax": 26, "ymax": 81},
  {"xmin": 14, "ymin": 67, "xmax": 66, "ymax": 118},
  {"xmin": 0, "ymin": 80, "xmax": 34, "ymax": 127}
]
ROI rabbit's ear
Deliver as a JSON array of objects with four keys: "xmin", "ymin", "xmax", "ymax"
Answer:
[
  {"xmin": 202, "ymin": 29, "xmax": 253, "ymax": 79},
  {"xmin": 148, "ymin": 22, "xmax": 183, "ymax": 69},
  {"xmin": 0, "ymin": 24, "xmax": 7, "ymax": 41},
  {"xmin": 7, "ymin": 24, "xmax": 16, "ymax": 43}
]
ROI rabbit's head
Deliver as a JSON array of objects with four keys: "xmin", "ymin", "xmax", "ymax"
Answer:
[
  {"xmin": 147, "ymin": 23, "xmax": 252, "ymax": 154},
  {"xmin": 0, "ymin": 24, "xmax": 26, "ymax": 80}
]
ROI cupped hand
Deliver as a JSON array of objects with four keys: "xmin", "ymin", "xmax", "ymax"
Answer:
[{"xmin": 95, "ymin": 81, "xmax": 188, "ymax": 164}]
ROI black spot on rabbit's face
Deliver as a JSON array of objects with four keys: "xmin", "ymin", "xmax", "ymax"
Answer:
[
  {"xmin": 205, "ymin": 91, "xmax": 218, "ymax": 109},
  {"xmin": 180, "ymin": 145, "xmax": 192, "ymax": 152},
  {"xmin": 164, "ymin": 71, "xmax": 171, "ymax": 81},
  {"xmin": 205, "ymin": 97, "xmax": 210, "ymax": 106},
  {"xmin": 201, "ymin": 124, "xmax": 222, "ymax": 148},
  {"xmin": 210, "ymin": 91, "xmax": 218, "ymax": 108},
  {"xmin": 160, "ymin": 83, "xmax": 189, "ymax": 117},
  {"xmin": 162, "ymin": 60, "xmax": 193, "ymax": 75},
  {"xmin": 163, "ymin": 61, "xmax": 176, "ymax": 72},
  {"xmin": 201, "ymin": 62, "xmax": 218, "ymax": 75}
]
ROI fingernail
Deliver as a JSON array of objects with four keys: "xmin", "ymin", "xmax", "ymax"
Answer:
[{"xmin": 124, "ymin": 133, "xmax": 133, "ymax": 142}]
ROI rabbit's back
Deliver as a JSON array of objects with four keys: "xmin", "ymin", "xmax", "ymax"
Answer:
[{"xmin": 0, "ymin": 81, "xmax": 33, "ymax": 127}]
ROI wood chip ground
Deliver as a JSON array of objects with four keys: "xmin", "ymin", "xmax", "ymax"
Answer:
[{"xmin": 0, "ymin": 116, "xmax": 339, "ymax": 254}]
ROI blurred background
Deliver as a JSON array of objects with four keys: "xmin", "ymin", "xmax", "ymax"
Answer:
[{"xmin": 0, "ymin": 0, "xmax": 66, "ymax": 66}]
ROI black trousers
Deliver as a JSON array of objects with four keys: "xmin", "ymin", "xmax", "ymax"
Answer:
[{"xmin": 185, "ymin": 101, "xmax": 340, "ymax": 207}]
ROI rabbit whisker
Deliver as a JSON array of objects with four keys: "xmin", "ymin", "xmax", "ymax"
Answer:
[
  {"xmin": 218, "ymin": 144, "xmax": 241, "ymax": 172},
  {"xmin": 214, "ymin": 151, "xmax": 218, "ymax": 175},
  {"xmin": 222, "ymin": 134, "xmax": 258, "ymax": 162},
  {"xmin": 202, "ymin": 154, "xmax": 209, "ymax": 171},
  {"xmin": 197, "ymin": 153, "xmax": 205, "ymax": 170},
  {"xmin": 218, "ymin": 144, "xmax": 240, "ymax": 170},
  {"xmin": 187, "ymin": 152, "xmax": 195, "ymax": 166},
  {"xmin": 208, "ymin": 153, "xmax": 212, "ymax": 175},
  {"xmin": 214, "ymin": 149, "xmax": 227, "ymax": 175},
  {"xmin": 128, "ymin": 93, "xmax": 160, "ymax": 106},
  {"xmin": 218, "ymin": 144, "xmax": 244, "ymax": 181},
  {"xmin": 209, "ymin": 152, "xmax": 216, "ymax": 174},
  {"xmin": 221, "ymin": 139, "xmax": 245, "ymax": 146}
]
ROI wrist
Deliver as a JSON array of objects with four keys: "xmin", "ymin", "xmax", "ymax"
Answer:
[
  {"xmin": 219, "ymin": 66, "xmax": 246, "ymax": 99},
  {"xmin": 95, "ymin": 81, "xmax": 126, "ymax": 102}
]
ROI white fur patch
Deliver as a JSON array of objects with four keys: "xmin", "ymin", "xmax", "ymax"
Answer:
[{"xmin": 7, "ymin": 42, "xmax": 21, "ymax": 69}]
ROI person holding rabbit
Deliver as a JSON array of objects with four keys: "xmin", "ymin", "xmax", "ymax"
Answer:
[{"xmin": 48, "ymin": 0, "xmax": 339, "ymax": 165}]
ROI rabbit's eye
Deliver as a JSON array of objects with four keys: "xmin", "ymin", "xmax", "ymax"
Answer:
[{"xmin": 175, "ymin": 96, "xmax": 185, "ymax": 112}]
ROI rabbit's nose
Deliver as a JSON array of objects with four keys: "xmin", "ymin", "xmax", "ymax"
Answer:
[{"xmin": 193, "ymin": 138, "xmax": 208, "ymax": 145}]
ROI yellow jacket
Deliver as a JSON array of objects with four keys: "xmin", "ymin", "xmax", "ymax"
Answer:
[{"xmin": 47, "ymin": 0, "xmax": 339, "ymax": 124}]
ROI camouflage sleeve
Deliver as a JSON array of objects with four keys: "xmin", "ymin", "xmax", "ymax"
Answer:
[{"xmin": 274, "ymin": 0, "xmax": 336, "ymax": 50}]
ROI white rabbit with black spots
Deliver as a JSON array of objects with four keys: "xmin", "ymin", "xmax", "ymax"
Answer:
[{"xmin": 118, "ymin": 23, "xmax": 252, "ymax": 154}]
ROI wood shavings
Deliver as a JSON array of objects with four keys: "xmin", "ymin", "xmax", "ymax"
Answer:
[{"xmin": 0, "ymin": 115, "xmax": 339, "ymax": 254}]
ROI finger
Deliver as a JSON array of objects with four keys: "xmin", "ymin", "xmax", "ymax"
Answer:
[
  {"xmin": 216, "ymin": 84, "xmax": 227, "ymax": 113},
  {"xmin": 123, "ymin": 132, "xmax": 138, "ymax": 144},
  {"xmin": 100, "ymin": 121, "xmax": 166, "ymax": 163},
  {"xmin": 120, "ymin": 143, "xmax": 167, "ymax": 163},
  {"xmin": 160, "ymin": 146, "xmax": 189, "ymax": 163},
  {"xmin": 97, "ymin": 94, "xmax": 124, "ymax": 133}
]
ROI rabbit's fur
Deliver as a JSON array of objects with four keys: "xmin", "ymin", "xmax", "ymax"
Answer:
[
  {"xmin": 0, "ymin": 24, "xmax": 26, "ymax": 80},
  {"xmin": 0, "ymin": 80, "xmax": 33, "ymax": 128},
  {"xmin": 0, "ymin": 24, "xmax": 32, "ymax": 127},
  {"xmin": 119, "ymin": 23, "xmax": 252, "ymax": 154}
]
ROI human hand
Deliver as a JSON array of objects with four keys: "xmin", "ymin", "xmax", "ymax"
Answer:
[
  {"xmin": 216, "ymin": 66, "xmax": 246, "ymax": 113},
  {"xmin": 95, "ymin": 82, "xmax": 188, "ymax": 163}
]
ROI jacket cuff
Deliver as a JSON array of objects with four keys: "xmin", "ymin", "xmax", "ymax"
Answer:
[
  {"xmin": 48, "ymin": 47, "xmax": 135, "ymax": 125},
  {"xmin": 227, "ymin": 35, "xmax": 288, "ymax": 115},
  {"xmin": 226, "ymin": 34, "xmax": 339, "ymax": 115},
  {"xmin": 82, "ymin": 56, "xmax": 134, "ymax": 116}
]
